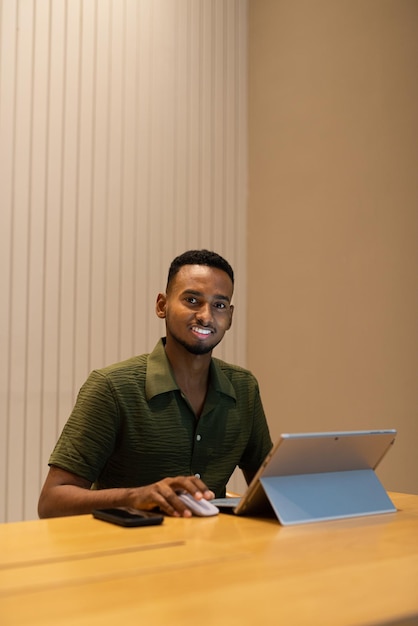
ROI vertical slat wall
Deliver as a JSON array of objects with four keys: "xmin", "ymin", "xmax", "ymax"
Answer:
[{"xmin": 0, "ymin": 0, "xmax": 248, "ymax": 522}]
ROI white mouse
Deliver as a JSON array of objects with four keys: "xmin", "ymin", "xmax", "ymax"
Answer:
[{"xmin": 177, "ymin": 492, "xmax": 219, "ymax": 517}]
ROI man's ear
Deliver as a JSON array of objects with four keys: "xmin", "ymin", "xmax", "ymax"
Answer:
[{"xmin": 155, "ymin": 293, "xmax": 167, "ymax": 319}]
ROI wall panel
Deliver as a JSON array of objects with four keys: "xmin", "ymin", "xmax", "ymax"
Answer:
[
  {"xmin": 0, "ymin": 0, "xmax": 248, "ymax": 522},
  {"xmin": 248, "ymin": 0, "xmax": 418, "ymax": 495}
]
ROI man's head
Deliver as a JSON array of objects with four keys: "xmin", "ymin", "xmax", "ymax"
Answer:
[
  {"xmin": 157, "ymin": 250, "xmax": 234, "ymax": 356},
  {"xmin": 166, "ymin": 250, "xmax": 234, "ymax": 293}
]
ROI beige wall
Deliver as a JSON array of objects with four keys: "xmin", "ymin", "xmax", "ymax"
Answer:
[
  {"xmin": 0, "ymin": 0, "xmax": 248, "ymax": 522},
  {"xmin": 248, "ymin": 0, "xmax": 418, "ymax": 494},
  {"xmin": 1, "ymin": 0, "xmax": 416, "ymax": 522}
]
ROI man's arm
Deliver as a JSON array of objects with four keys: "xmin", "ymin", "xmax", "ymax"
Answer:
[
  {"xmin": 243, "ymin": 469, "xmax": 257, "ymax": 486},
  {"xmin": 38, "ymin": 466, "xmax": 215, "ymax": 519}
]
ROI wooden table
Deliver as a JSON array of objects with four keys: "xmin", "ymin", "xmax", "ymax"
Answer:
[{"xmin": 1, "ymin": 492, "xmax": 418, "ymax": 625}]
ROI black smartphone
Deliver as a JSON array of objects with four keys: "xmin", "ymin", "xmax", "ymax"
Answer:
[{"xmin": 92, "ymin": 507, "xmax": 164, "ymax": 527}]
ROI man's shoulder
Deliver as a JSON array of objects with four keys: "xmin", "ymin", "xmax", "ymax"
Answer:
[
  {"xmin": 212, "ymin": 357, "xmax": 257, "ymax": 383},
  {"xmin": 95, "ymin": 353, "xmax": 149, "ymax": 379}
]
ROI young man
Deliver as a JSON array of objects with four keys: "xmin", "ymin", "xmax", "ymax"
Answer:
[{"xmin": 38, "ymin": 250, "xmax": 272, "ymax": 518}]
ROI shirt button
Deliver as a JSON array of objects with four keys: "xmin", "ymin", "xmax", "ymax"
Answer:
[
  {"xmin": 194, "ymin": 473, "xmax": 201, "ymax": 479},
  {"xmin": 196, "ymin": 434, "xmax": 201, "ymax": 441}
]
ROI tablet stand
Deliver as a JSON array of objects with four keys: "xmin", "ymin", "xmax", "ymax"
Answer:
[{"xmin": 260, "ymin": 469, "xmax": 396, "ymax": 525}]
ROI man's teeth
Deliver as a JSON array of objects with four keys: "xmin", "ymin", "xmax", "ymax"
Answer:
[{"xmin": 193, "ymin": 327, "xmax": 211, "ymax": 335}]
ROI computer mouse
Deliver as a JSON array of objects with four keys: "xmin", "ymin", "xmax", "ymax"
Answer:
[{"xmin": 177, "ymin": 492, "xmax": 220, "ymax": 517}]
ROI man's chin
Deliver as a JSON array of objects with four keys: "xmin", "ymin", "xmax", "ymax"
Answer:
[
  {"xmin": 173, "ymin": 335, "xmax": 219, "ymax": 356},
  {"xmin": 184, "ymin": 342, "xmax": 214, "ymax": 356}
]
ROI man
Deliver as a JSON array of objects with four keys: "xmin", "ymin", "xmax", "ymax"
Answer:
[{"xmin": 38, "ymin": 250, "xmax": 272, "ymax": 518}]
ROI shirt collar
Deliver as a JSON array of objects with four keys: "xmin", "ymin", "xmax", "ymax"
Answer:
[{"xmin": 145, "ymin": 338, "xmax": 179, "ymax": 400}]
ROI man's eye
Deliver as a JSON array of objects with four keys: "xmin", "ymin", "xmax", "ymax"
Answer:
[
  {"xmin": 185, "ymin": 297, "xmax": 198, "ymax": 304},
  {"xmin": 214, "ymin": 302, "xmax": 226, "ymax": 309}
]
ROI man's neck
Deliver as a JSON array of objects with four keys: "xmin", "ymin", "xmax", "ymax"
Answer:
[
  {"xmin": 164, "ymin": 339, "xmax": 212, "ymax": 418},
  {"xmin": 164, "ymin": 338, "xmax": 212, "ymax": 393}
]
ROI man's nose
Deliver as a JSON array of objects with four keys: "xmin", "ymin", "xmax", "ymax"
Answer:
[{"xmin": 196, "ymin": 302, "xmax": 213, "ymax": 325}]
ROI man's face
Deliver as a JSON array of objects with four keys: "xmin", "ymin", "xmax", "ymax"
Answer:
[{"xmin": 157, "ymin": 264, "xmax": 234, "ymax": 355}]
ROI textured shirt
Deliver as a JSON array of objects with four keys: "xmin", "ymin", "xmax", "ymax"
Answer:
[{"xmin": 49, "ymin": 338, "xmax": 272, "ymax": 497}]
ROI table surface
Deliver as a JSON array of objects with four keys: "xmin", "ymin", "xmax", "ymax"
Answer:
[{"xmin": 1, "ymin": 492, "xmax": 418, "ymax": 626}]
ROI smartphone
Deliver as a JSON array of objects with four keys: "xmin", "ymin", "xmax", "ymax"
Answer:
[{"xmin": 92, "ymin": 507, "xmax": 164, "ymax": 527}]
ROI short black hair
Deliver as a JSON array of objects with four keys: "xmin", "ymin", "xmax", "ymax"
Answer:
[{"xmin": 166, "ymin": 249, "xmax": 234, "ymax": 291}]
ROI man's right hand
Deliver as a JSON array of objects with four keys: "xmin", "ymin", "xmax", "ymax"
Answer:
[{"xmin": 127, "ymin": 475, "xmax": 215, "ymax": 517}]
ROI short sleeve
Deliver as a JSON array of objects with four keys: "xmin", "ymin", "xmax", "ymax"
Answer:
[
  {"xmin": 49, "ymin": 370, "xmax": 120, "ymax": 482},
  {"xmin": 238, "ymin": 380, "xmax": 273, "ymax": 472}
]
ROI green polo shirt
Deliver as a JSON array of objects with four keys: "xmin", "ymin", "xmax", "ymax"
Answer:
[{"xmin": 49, "ymin": 338, "xmax": 272, "ymax": 497}]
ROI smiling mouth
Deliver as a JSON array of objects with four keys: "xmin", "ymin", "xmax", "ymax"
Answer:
[{"xmin": 191, "ymin": 326, "xmax": 213, "ymax": 336}]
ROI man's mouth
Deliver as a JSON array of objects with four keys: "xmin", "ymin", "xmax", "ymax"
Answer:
[{"xmin": 191, "ymin": 326, "xmax": 213, "ymax": 336}]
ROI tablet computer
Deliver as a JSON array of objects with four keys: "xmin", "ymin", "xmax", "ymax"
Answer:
[{"xmin": 214, "ymin": 429, "xmax": 397, "ymax": 525}]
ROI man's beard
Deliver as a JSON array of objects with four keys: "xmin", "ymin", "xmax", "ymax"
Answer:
[{"xmin": 169, "ymin": 330, "xmax": 221, "ymax": 356}]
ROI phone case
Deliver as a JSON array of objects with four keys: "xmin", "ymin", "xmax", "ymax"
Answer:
[{"xmin": 92, "ymin": 507, "xmax": 164, "ymax": 527}]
